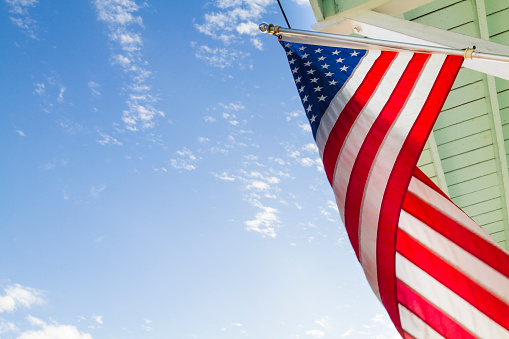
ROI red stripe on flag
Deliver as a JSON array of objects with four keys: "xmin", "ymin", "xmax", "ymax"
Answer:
[
  {"xmin": 402, "ymin": 332, "xmax": 417, "ymax": 339},
  {"xmin": 322, "ymin": 51, "xmax": 397, "ymax": 185},
  {"xmin": 397, "ymin": 280, "xmax": 476, "ymax": 339},
  {"xmin": 397, "ymin": 229, "xmax": 509, "ymax": 330},
  {"xmin": 403, "ymin": 191, "xmax": 509, "ymax": 278},
  {"xmin": 377, "ymin": 55, "xmax": 463, "ymax": 333},
  {"xmin": 412, "ymin": 166, "xmax": 451, "ymax": 201},
  {"xmin": 344, "ymin": 53, "xmax": 429, "ymax": 258}
]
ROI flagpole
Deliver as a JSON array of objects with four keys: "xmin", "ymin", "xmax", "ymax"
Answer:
[{"xmin": 259, "ymin": 23, "xmax": 509, "ymax": 63}]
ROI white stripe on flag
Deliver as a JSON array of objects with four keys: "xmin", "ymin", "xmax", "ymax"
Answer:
[
  {"xmin": 399, "ymin": 210, "xmax": 509, "ymax": 304},
  {"xmin": 408, "ymin": 176, "xmax": 498, "ymax": 245},
  {"xmin": 359, "ymin": 54, "xmax": 447, "ymax": 297},
  {"xmin": 396, "ymin": 253, "xmax": 508, "ymax": 338},
  {"xmin": 315, "ymin": 50, "xmax": 381, "ymax": 157},
  {"xmin": 399, "ymin": 304, "xmax": 445, "ymax": 339},
  {"xmin": 332, "ymin": 53, "xmax": 412, "ymax": 220}
]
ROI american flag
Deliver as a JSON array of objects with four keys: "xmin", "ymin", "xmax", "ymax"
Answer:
[{"xmin": 281, "ymin": 40, "xmax": 509, "ymax": 337}]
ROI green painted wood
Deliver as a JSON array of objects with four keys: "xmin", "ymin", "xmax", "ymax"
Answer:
[
  {"xmin": 445, "ymin": 158, "xmax": 497, "ymax": 184},
  {"xmin": 404, "ymin": 0, "xmax": 465, "ymax": 21},
  {"xmin": 490, "ymin": 229, "xmax": 506, "ymax": 241},
  {"xmin": 442, "ymin": 82, "xmax": 486, "ymax": 110},
  {"xmin": 450, "ymin": 21, "xmax": 479, "ymax": 37},
  {"xmin": 441, "ymin": 145, "xmax": 495, "ymax": 172},
  {"xmin": 491, "ymin": 30, "xmax": 509, "ymax": 44},
  {"xmin": 499, "ymin": 240, "xmax": 506, "ymax": 247},
  {"xmin": 410, "ymin": 1, "xmax": 474, "ymax": 30},
  {"xmin": 321, "ymin": 0, "xmax": 337, "ymax": 18},
  {"xmin": 482, "ymin": 220, "xmax": 505, "ymax": 234},
  {"xmin": 452, "ymin": 68, "xmax": 483, "ymax": 90},
  {"xmin": 448, "ymin": 172, "xmax": 499, "ymax": 198},
  {"xmin": 472, "ymin": 208, "xmax": 503, "ymax": 225},
  {"xmin": 417, "ymin": 149, "xmax": 433, "ymax": 166},
  {"xmin": 437, "ymin": 130, "xmax": 492, "ymax": 159},
  {"xmin": 430, "ymin": 176, "xmax": 440, "ymax": 186},
  {"xmin": 462, "ymin": 197, "xmax": 502, "ymax": 216},
  {"xmin": 498, "ymin": 90, "xmax": 509, "ymax": 109},
  {"xmin": 496, "ymin": 77, "xmax": 509, "ymax": 92},
  {"xmin": 434, "ymin": 115, "xmax": 490, "ymax": 144},
  {"xmin": 453, "ymin": 184, "xmax": 501, "ymax": 207},
  {"xmin": 485, "ymin": 0, "xmax": 509, "ymax": 16},
  {"xmin": 418, "ymin": 162, "xmax": 436, "ymax": 177},
  {"xmin": 435, "ymin": 98, "xmax": 488, "ymax": 129},
  {"xmin": 487, "ymin": 8, "xmax": 509, "ymax": 37},
  {"xmin": 499, "ymin": 107, "xmax": 509, "ymax": 124}
]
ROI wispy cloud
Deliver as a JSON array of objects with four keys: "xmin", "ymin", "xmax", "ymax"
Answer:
[
  {"xmin": 0, "ymin": 318, "xmax": 17, "ymax": 334},
  {"xmin": 88, "ymin": 81, "xmax": 101, "ymax": 96},
  {"xmin": 96, "ymin": 131, "xmax": 123, "ymax": 146},
  {"xmin": 194, "ymin": 0, "xmax": 272, "ymax": 66},
  {"xmin": 19, "ymin": 315, "xmax": 92, "ymax": 339},
  {"xmin": 90, "ymin": 184, "xmax": 106, "ymax": 198},
  {"xmin": 306, "ymin": 329, "xmax": 325, "ymax": 338},
  {"xmin": 0, "ymin": 284, "xmax": 44, "ymax": 313},
  {"xmin": 170, "ymin": 147, "xmax": 200, "ymax": 171},
  {"xmin": 15, "ymin": 129, "xmax": 26, "ymax": 136},
  {"xmin": 6, "ymin": 0, "xmax": 38, "ymax": 39},
  {"xmin": 91, "ymin": 314, "xmax": 103, "ymax": 325},
  {"xmin": 94, "ymin": 0, "xmax": 163, "ymax": 131},
  {"xmin": 244, "ymin": 199, "xmax": 279, "ymax": 238},
  {"xmin": 193, "ymin": 43, "xmax": 250, "ymax": 69},
  {"xmin": 141, "ymin": 318, "xmax": 152, "ymax": 332}
]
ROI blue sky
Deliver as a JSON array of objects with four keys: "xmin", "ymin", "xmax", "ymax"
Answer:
[{"xmin": 1, "ymin": 0, "xmax": 399, "ymax": 338}]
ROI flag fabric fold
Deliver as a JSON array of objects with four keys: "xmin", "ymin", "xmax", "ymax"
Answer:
[{"xmin": 280, "ymin": 39, "xmax": 509, "ymax": 338}]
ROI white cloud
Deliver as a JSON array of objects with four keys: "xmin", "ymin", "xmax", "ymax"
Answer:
[
  {"xmin": 285, "ymin": 110, "xmax": 302, "ymax": 121},
  {"xmin": 96, "ymin": 132, "xmax": 122, "ymax": 146},
  {"xmin": 198, "ymin": 137, "xmax": 210, "ymax": 144},
  {"xmin": 340, "ymin": 328, "xmax": 354, "ymax": 337},
  {"xmin": 195, "ymin": 0, "xmax": 271, "ymax": 43},
  {"xmin": 0, "ymin": 284, "xmax": 44, "ymax": 313},
  {"xmin": 306, "ymin": 329, "xmax": 325, "ymax": 338},
  {"xmin": 170, "ymin": 147, "xmax": 200, "ymax": 171},
  {"xmin": 194, "ymin": 44, "xmax": 250, "ymax": 68},
  {"xmin": 298, "ymin": 122, "xmax": 311, "ymax": 133},
  {"xmin": 141, "ymin": 318, "xmax": 152, "ymax": 332},
  {"xmin": 246, "ymin": 180, "xmax": 270, "ymax": 191},
  {"xmin": 251, "ymin": 38, "xmax": 263, "ymax": 50},
  {"xmin": 6, "ymin": 0, "xmax": 38, "ymax": 38},
  {"xmin": 315, "ymin": 316, "xmax": 329, "ymax": 329},
  {"xmin": 88, "ymin": 81, "xmax": 101, "ymax": 96},
  {"xmin": 19, "ymin": 316, "xmax": 92, "ymax": 339},
  {"xmin": 0, "ymin": 318, "xmax": 17, "ymax": 334},
  {"xmin": 34, "ymin": 83, "xmax": 45, "ymax": 96},
  {"xmin": 16, "ymin": 129, "xmax": 26, "ymax": 136},
  {"xmin": 90, "ymin": 184, "xmax": 106, "ymax": 198},
  {"xmin": 204, "ymin": 116, "xmax": 216, "ymax": 123},
  {"xmin": 292, "ymin": 0, "xmax": 309, "ymax": 4},
  {"xmin": 91, "ymin": 315, "xmax": 103, "ymax": 325},
  {"xmin": 94, "ymin": 0, "xmax": 163, "ymax": 131},
  {"xmin": 195, "ymin": 0, "xmax": 271, "ymax": 66},
  {"xmin": 236, "ymin": 21, "xmax": 259, "ymax": 36},
  {"xmin": 302, "ymin": 143, "xmax": 318, "ymax": 153},
  {"xmin": 244, "ymin": 200, "xmax": 279, "ymax": 238},
  {"xmin": 57, "ymin": 86, "xmax": 66, "ymax": 103},
  {"xmin": 213, "ymin": 172, "xmax": 235, "ymax": 181}
]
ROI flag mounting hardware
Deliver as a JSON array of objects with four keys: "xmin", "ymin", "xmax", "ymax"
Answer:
[{"xmin": 259, "ymin": 23, "xmax": 509, "ymax": 63}]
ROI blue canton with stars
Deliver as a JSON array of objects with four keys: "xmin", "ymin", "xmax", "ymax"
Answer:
[{"xmin": 281, "ymin": 41, "xmax": 367, "ymax": 139}]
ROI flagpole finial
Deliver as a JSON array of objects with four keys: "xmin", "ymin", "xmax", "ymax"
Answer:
[{"xmin": 258, "ymin": 23, "xmax": 280, "ymax": 35}]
